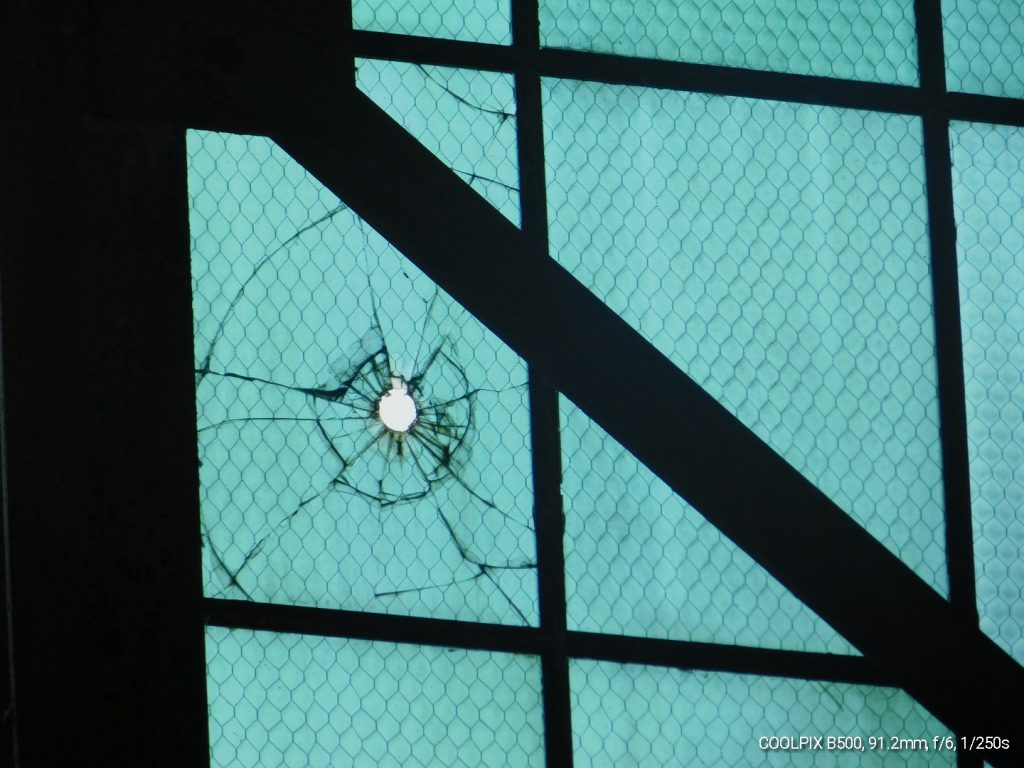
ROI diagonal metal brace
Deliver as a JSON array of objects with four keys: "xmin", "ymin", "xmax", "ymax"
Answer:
[{"xmin": 273, "ymin": 90, "xmax": 1023, "ymax": 763}]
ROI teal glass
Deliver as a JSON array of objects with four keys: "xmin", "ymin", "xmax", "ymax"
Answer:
[
  {"xmin": 562, "ymin": 400, "xmax": 855, "ymax": 653},
  {"xmin": 951, "ymin": 120, "xmax": 1024, "ymax": 664},
  {"xmin": 207, "ymin": 627, "xmax": 545, "ymax": 767},
  {"xmin": 356, "ymin": 60, "xmax": 520, "ymax": 225},
  {"xmin": 571, "ymin": 659, "xmax": 952, "ymax": 767},
  {"xmin": 353, "ymin": 0, "xmax": 511, "ymax": 44},
  {"xmin": 544, "ymin": 80, "xmax": 947, "ymax": 595},
  {"xmin": 540, "ymin": 0, "xmax": 918, "ymax": 84},
  {"xmin": 943, "ymin": 0, "xmax": 1024, "ymax": 99},
  {"xmin": 188, "ymin": 130, "xmax": 537, "ymax": 626}
]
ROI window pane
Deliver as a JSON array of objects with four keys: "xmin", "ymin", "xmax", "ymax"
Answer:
[
  {"xmin": 951, "ymin": 120, "xmax": 1024, "ymax": 664},
  {"xmin": 357, "ymin": 60, "xmax": 520, "ymax": 225},
  {"xmin": 545, "ymin": 80, "xmax": 946, "ymax": 594},
  {"xmin": 943, "ymin": 0, "xmax": 1024, "ymax": 99},
  {"xmin": 207, "ymin": 627, "xmax": 545, "ymax": 767},
  {"xmin": 540, "ymin": 0, "xmax": 918, "ymax": 84},
  {"xmin": 353, "ymin": 0, "xmax": 511, "ymax": 44},
  {"xmin": 188, "ymin": 130, "xmax": 537, "ymax": 626},
  {"xmin": 562, "ymin": 400, "xmax": 854, "ymax": 653},
  {"xmin": 571, "ymin": 659, "xmax": 952, "ymax": 766}
]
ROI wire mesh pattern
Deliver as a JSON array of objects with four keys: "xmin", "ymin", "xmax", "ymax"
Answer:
[
  {"xmin": 539, "ymin": 0, "xmax": 918, "ymax": 85},
  {"xmin": 943, "ymin": 0, "xmax": 1024, "ymax": 99},
  {"xmin": 188, "ymin": 130, "xmax": 537, "ymax": 626},
  {"xmin": 356, "ymin": 59, "xmax": 520, "ymax": 225},
  {"xmin": 206, "ymin": 626, "xmax": 545, "ymax": 767},
  {"xmin": 544, "ymin": 79, "xmax": 947, "ymax": 595},
  {"xmin": 353, "ymin": 0, "xmax": 511, "ymax": 45},
  {"xmin": 571, "ymin": 659, "xmax": 951, "ymax": 767},
  {"xmin": 950, "ymin": 120, "xmax": 1024, "ymax": 665},
  {"xmin": 561, "ymin": 400, "xmax": 855, "ymax": 654}
]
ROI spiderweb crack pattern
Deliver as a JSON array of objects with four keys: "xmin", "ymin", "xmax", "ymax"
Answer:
[{"xmin": 190, "ymin": 131, "xmax": 537, "ymax": 626}]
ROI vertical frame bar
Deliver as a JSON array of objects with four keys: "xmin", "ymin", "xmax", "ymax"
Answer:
[
  {"xmin": 512, "ymin": 0, "xmax": 574, "ymax": 765},
  {"xmin": 914, "ymin": 2, "xmax": 981, "ymax": 766}
]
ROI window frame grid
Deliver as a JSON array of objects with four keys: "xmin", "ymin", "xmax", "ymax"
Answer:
[{"xmin": 198, "ymin": 3, "xmax": 1024, "ymax": 766}]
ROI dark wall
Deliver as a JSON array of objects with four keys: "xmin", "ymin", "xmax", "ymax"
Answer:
[{"xmin": 2, "ymin": 3, "xmax": 208, "ymax": 765}]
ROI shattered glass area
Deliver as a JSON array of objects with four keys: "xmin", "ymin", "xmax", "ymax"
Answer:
[
  {"xmin": 943, "ymin": 0, "xmax": 1024, "ymax": 99},
  {"xmin": 356, "ymin": 59, "xmax": 520, "ymax": 225},
  {"xmin": 951, "ymin": 121, "xmax": 1024, "ymax": 665},
  {"xmin": 189, "ymin": 130, "xmax": 537, "ymax": 626},
  {"xmin": 540, "ymin": 0, "xmax": 918, "ymax": 84},
  {"xmin": 207, "ymin": 627, "xmax": 544, "ymax": 767},
  {"xmin": 544, "ymin": 79, "xmax": 947, "ymax": 595},
  {"xmin": 571, "ymin": 660, "xmax": 951, "ymax": 767},
  {"xmin": 562, "ymin": 401, "xmax": 855, "ymax": 654},
  {"xmin": 352, "ymin": 0, "xmax": 511, "ymax": 45}
]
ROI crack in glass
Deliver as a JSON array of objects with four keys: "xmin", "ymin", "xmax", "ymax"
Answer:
[{"xmin": 192, "ymin": 192, "xmax": 536, "ymax": 625}]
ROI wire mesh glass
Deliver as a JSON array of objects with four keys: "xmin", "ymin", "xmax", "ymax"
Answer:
[
  {"xmin": 353, "ymin": 0, "xmax": 511, "ymax": 45},
  {"xmin": 539, "ymin": 0, "xmax": 918, "ymax": 84},
  {"xmin": 544, "ymin": 79, "xmax": 947, "ymax": 595},
  {"xmin": 188, "ymin": 130, "xmax": 537, "ymax": 626},
  {"xmin": 950, "ymin": 120, "xmax": 1024, "ymax": 665},
  {"xmin": 571, "ymin": 659, "xmax": 952, "ymax": 767},
  {"xmin": 562, "ymin": 399, "xmax": 855, "ymax": 654},
  {"xmin": 943, "ymin": 0, "xmax": 1024, "ymax": 99},
  {"xmin": 207, "ymin": 626, "xmax": 545, "ymax": 767},
  {"xmin": 356, "ymin": 59, "xmax": 520, "ymax": 225}
]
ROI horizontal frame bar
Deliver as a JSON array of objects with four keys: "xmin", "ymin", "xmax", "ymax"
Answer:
[{"xmin": 205, "ymin": 598, "xmax": 889, "ymax": 685}]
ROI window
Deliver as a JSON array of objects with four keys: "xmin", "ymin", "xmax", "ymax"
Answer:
[{"xmin": 187, "ymin": 1, "xmax": 1024, "ymax": 765}]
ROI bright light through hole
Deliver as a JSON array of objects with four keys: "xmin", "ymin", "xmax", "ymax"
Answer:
[{"xmin": 378, "ymin": 378, "xmax": 417, "ymax": 433}]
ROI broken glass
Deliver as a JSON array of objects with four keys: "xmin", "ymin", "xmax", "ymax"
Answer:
[{"xmin": 189, "ymin": 130, "xmax": 537, "ymax": 626}]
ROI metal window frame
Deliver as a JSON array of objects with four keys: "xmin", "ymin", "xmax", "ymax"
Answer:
[
  {"xmin": 5, "ymin": 1, "xmax": 1022, "ymax": 766},
  {"xmin": 198, "ymin": 3, "xmax": 1023, "ymax": 768}
]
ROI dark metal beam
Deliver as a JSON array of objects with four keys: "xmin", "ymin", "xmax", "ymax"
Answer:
[
  {"xmin": 206, "ymin": 599, "xmax": 891, "ymax": 686},
  {"xmin": 915, "ymin": 0, "xmax": 979, "ymax": 627},
  {"xmin": 512, "ymin": 1, "xmax": 574, "ymax": 763},
  {"xmin": 272, "ymin": 91, "xmax": 1023, "ymax": 766},
  {"xmin": 567, "ymin": 632, "xmax": 892, "ymax": 687},
  {"xmin": 354, "ymin": 30, "xmax": 521, "ymax": 73}
]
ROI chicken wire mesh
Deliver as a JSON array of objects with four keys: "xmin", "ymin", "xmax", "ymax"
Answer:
[
  {"xmin": 539, "ymin": 0, "xmax": 918, "ymax": 84},
  {"xmin": 356, "ymin": 59, "xmax": 520, "ymax": 225},
  {"xmin": 571, "ymin": 659, "xmax": 952, "ymax": 767},
  {"xmin": 950, "ymin": 120, "xmax": 1024, "ymax": 665},
  {"xmin": 544, "ymin": 79, "xmax": 947, "ymax": 597},
  {"xmin": 188, "ymin": 129, "xmax": 537, "ymax": 627},
  {"xmin": 206, "ymin": 626, "xmax": 545, "ymax": 767},
  {"xmin": 943, "ymin": 0, "xmax": 1024, "ymax": 99},
  {"xmin": 561, "ymin": 400, "xmax": 855, "ymax": 654},
  {"xmin": 352, "ymin": 0, "xmax": 511, "ymax": 44}
]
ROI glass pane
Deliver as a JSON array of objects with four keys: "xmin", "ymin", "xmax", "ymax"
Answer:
[
  {"xmin": 951, "ymin": 120, "xmax": 1024, "ymax": 665},
  {"xmin": 207, "ymin": 627, "xmax": 545, "ymax": 767},
  {"xmin": 544, "ymin": 79, "xmax": 946, "ymax": 594},
  {"xmin": 943, "ymin": 0, "xmax": 1024, "ymax": 99},
  {"xmin": 188, "ymin": 130, "xmax": 537, "ymax": 626},
  {"xmin": 540, "ymin": 0, "xmax": 918, "ymax": 85},
  {"xmin": 562, "ymin": 400, "xmax": 855, "ymax": 653},
  {"xmin": 571, "ymin": 659, "xmax": 952, "ymax": 766},
  {"xmin": 357, "ymin": 60, "xmax": 520, "ymax": 225},
  {"xmin": 353, "ymin": 0, "xmax": 511, "ymax": 44}
]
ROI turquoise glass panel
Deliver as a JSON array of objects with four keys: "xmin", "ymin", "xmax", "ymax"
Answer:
[
  {"xmin": 943, "ymin": 0, "xmax": 1024, "ymax": 99},
  {"xmin": 571, "ymin": 659, "xmax": 952, "ymax": 767},
  {"xmin": 544, "ymin": 80, "xmax": 947, "ymax": 594},
  {"xmin": 207, "ymin": 627, "xmax": 544, "ymax": 767},
  {"xmin": 951, "ymin": 120, "xmax": 1024, "ymax": 664},
  {"xmin": 188, "ymin": 130, "xmax": 537, "ymax": 626},
  {"xmin": 356, "ymin": 59, "xmax": 520, "ymax": 225},
  {"xmin": 353, "ymin": 0, "xmax": 511, "ymax": 44},
  {"xmin": 540, "ymin": 0, "xmax": 918, "ymax": 84},
  {"xmin": 562, "ymin": 400, "xmax": 855, "ymax": 653}
]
